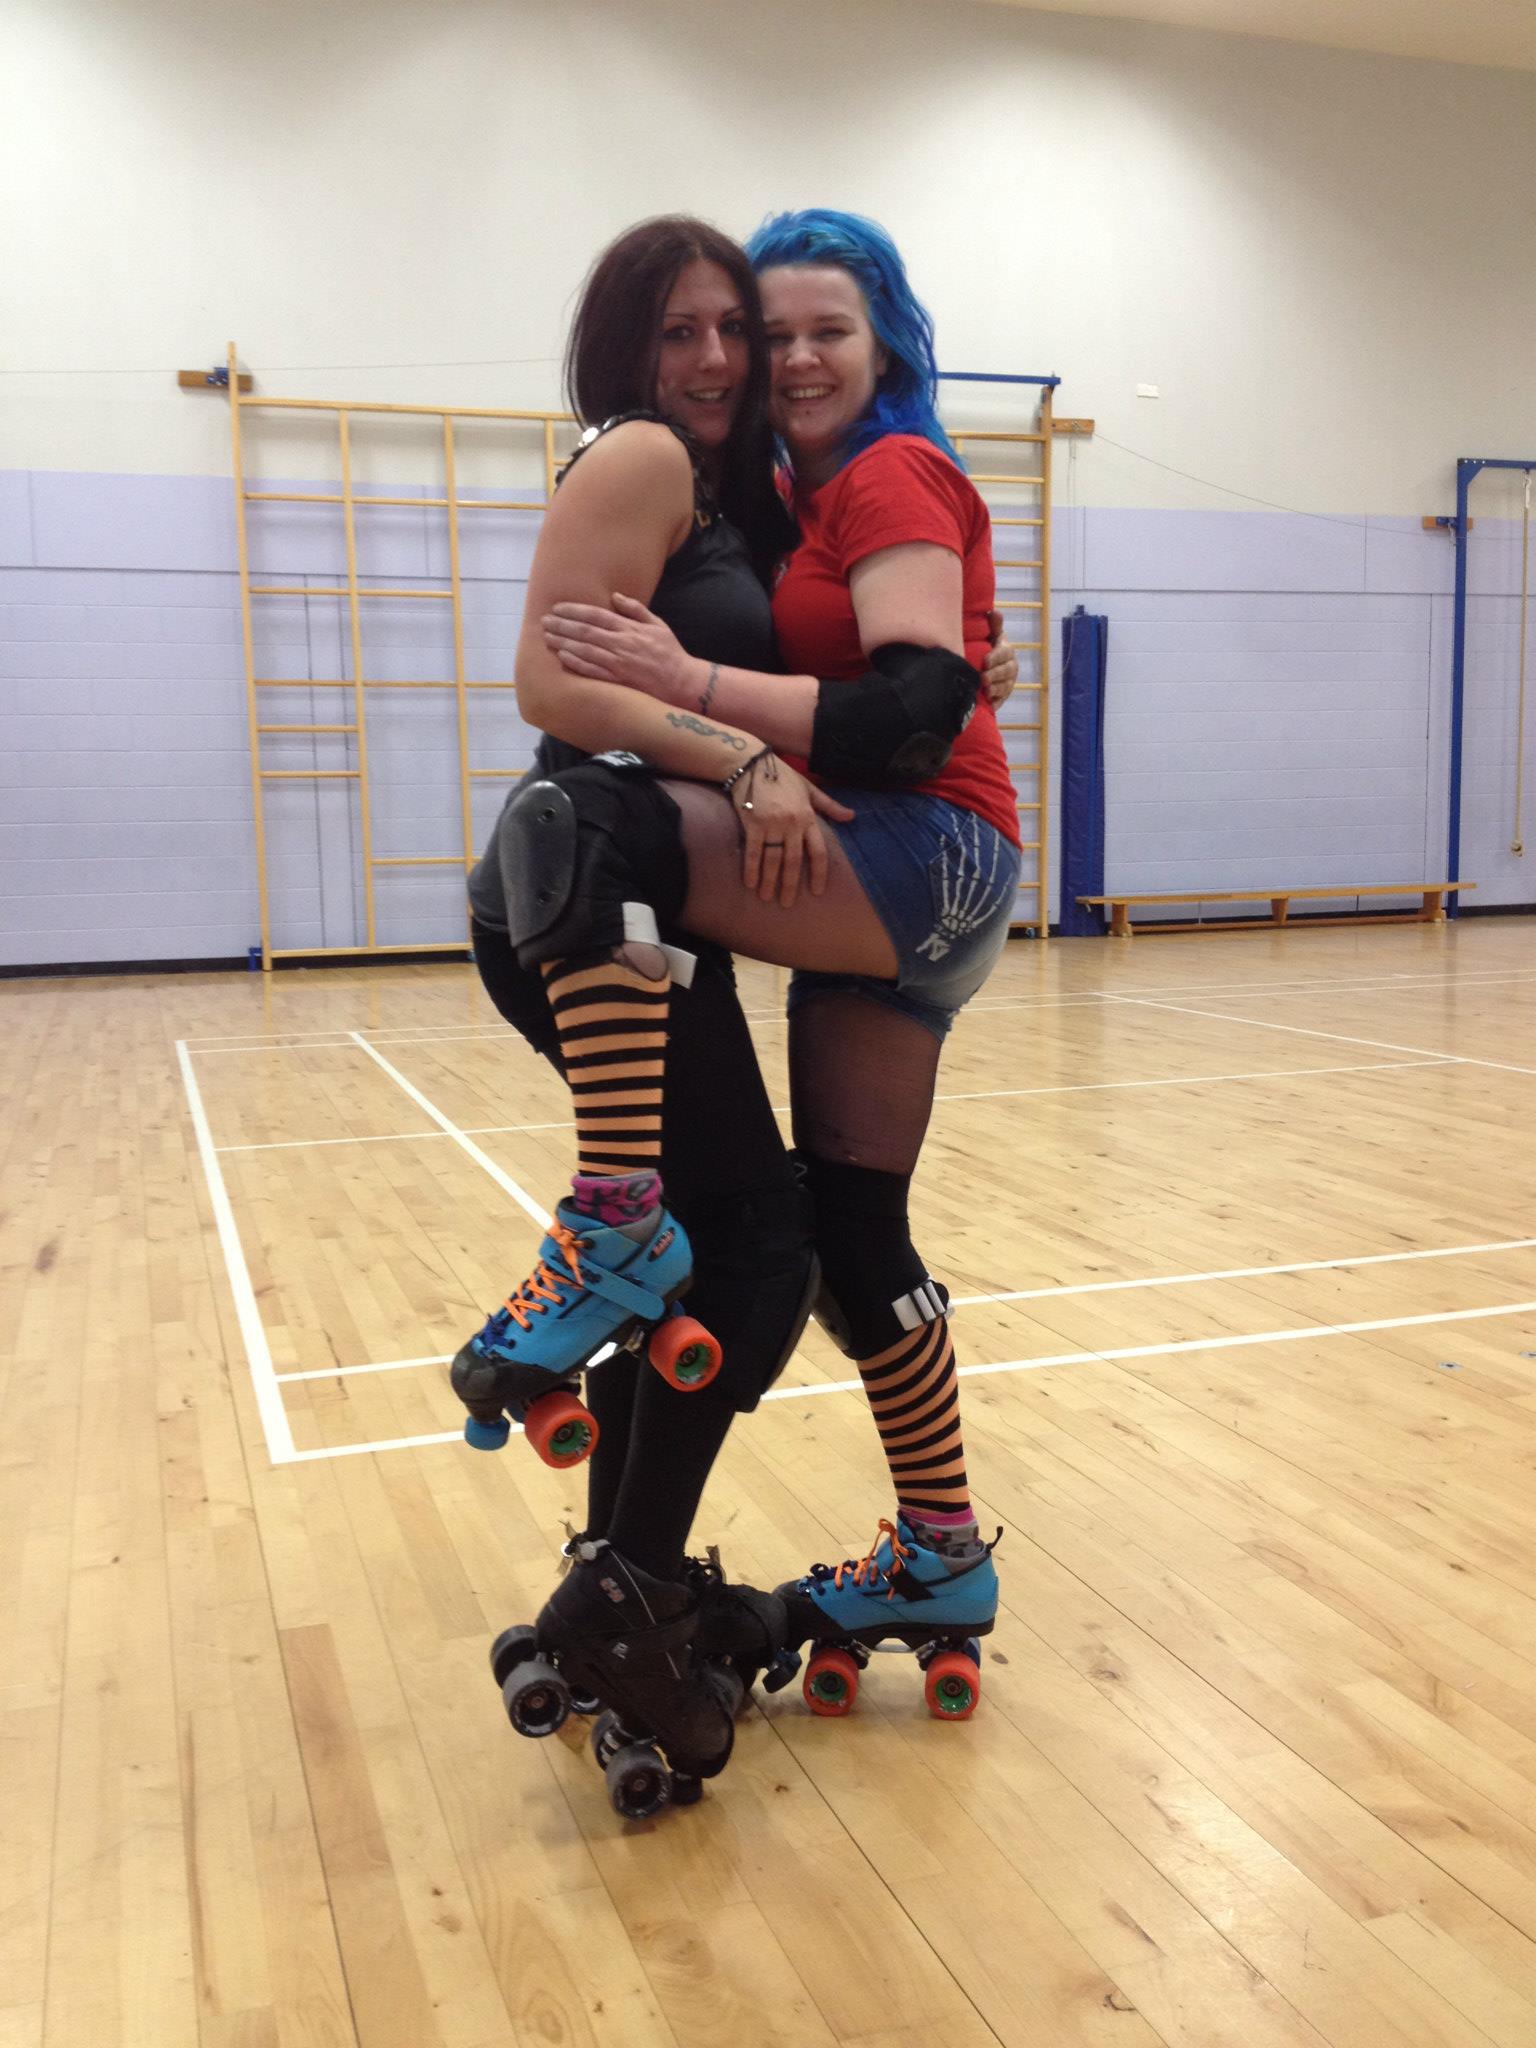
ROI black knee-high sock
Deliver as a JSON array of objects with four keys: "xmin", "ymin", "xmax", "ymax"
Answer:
[
  {"xmin": 581, "ymin": 1349, "xmax": 642, "ymax": 1543},
  {"xmin": 605, "ymin": 1372, "xmax": 740, "ymax": 1578},
  {"xmin": 801, "ymin": 1154, "xmax": 972, "ymax": 1521}
]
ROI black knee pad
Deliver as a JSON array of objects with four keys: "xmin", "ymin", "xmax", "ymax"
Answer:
[
  {"xmin": 497, "ymin": 754, "xmax": 688, "ymax": 967},
  {"xmin": 798, "ymin": 1153, "xmax": 949, "ymax": 1358}
]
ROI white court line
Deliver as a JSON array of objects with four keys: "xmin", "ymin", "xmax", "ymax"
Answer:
[
  {"xmin": 184, "ymin": 1036, "xmax": 359, "ymax": 1053},
  {"xmin": 1109, "ymin": 996, "xmax": 1536, "ymax": 1077},
  {"xmin": 394, "ymin": 1056, "xmax": 1453, "ymax": 1138},
  {"xmin": 965, "ymin": 975, "xmax": 1536, "ymax": 1018},
  {"xmin": 192, "ymin": 1030, "xmax": 511, "ymax": 1055},
  {"xmin": 933, "ymin": 1056, "xmax": 1449, "ymax": 1105},
  {"xmin": 279, "ymin": 1353, "xmax": 454, "ymax": 1383},
  {"xmin": 346, "ymin": 1032, "xmax": 552, "ymax": 1228},
  {"xmin": 217, "ymin": 1127, "xmax": 449, "ymax": 1153},
  {"xmin": 213, "ymin": 1054, "xmax": 1454, "ymax": 1158},
  {"xmin": 765, "ymin": 1297, "xmax": 1536, "ymax": 1400},
  {"xmin": 285, "ymin": 1431, "xmax": 466, "ymax": 1460},
  {"xmin": 274, "ymin": 1232, "xmax": 1536, "ymax": 1385},
  {"xmin": 363, "ymin": 1028, "xmax": 514, "ymax": 1045},
  {"xmin": 278, "ymin": 1294, "xmax": 1536, "ymax": 1460},
  {"xmin": 949, "ymin": 1234, "xmax": 1536, "ymax": 1309},
  {"xmin": 459, "ymin": 1118, "xmax": 579, "ymax": 1134},
  {"xmin": 175, "ymin": 1041, "xmax": 297, "ymax": 1465},
  {"xmin": 181, "ymin": 966, "xmax": 1536, "ymax": 1053},
  {"xmin": 1203, "ymin": 967, "xmax": 1536, "ymax": 999},
  {"xmin": 967, "ymin": 970, "xmax": 1536, "ymax": 1016},
  {"xmin": 182, "ymin": 1030, "xmax": 357, "ymax": 1048}
]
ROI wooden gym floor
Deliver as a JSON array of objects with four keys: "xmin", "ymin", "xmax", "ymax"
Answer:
[{"xmin": 3, "ymin": 916, "xmax": 1535, "ymax": 2048}]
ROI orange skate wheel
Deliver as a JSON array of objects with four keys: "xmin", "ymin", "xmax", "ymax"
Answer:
[
  {"xmin": 648, "ymin": 1315, "xmax": 722, "ymax": 1392},
  {"xmin": 924, "ymin": 1650, "xmax": 980, "ymax": 1721},
  {"xmin": 803, "ymin": 1646, "xmax": 861, "ymax": 1717},
  {"xmin": 523, "ymin": 1388, "xmax": 598, "ymax": 1469}
]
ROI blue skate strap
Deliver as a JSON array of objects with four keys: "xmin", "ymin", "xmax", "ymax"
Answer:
[{"xmin": 578, "ymin": 1255, "xmax": 669, "ymax": 1324}]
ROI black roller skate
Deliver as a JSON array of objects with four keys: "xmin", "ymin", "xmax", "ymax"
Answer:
[
  {"xmin": 488, "ymin": 1539, "xmax": 741, "ymax": 1819},
  {"xmin": 486, "ymin": 1528, "xmax": 606, "ymax": 1720},
  {"xmin": 487, "ymin": 1540, "xmax": 797, "ymax": 1783},
  {"xmin": 682, "ymin": 1547, "xmax": 802, "ymax": 1700}
]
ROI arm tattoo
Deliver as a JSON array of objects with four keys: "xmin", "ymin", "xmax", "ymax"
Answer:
[
  {"xmin": 697, "ymin": 662, "xmax": 720, "ymax": 717},
  {"xmin": 665, "ymin": 709, "xmax": 746, "ymax": 750}
]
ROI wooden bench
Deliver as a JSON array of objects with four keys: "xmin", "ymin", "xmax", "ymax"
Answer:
[{"xmin": 1077, "ymin": 883, "xmax": 1474, "ymax": 938}]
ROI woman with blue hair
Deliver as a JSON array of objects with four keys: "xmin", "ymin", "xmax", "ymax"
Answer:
[
  {"xmin": 464, "ymin": 210, "xmax": 1019, "ymax": 1786},
  {"xmin": 747, "ymin": 207, "xmax": 960, "ymax": 462}
]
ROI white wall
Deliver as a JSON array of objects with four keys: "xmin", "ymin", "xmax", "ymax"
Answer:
[
  {"xmin": 5, "ymin": 0, "xmax": 1535, "ymax": 513},
  {"xmin": 4, "ymin": 0, "xmax": 1534, "ymax": 963}
]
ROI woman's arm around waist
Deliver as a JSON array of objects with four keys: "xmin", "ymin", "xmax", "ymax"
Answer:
[{"xmin": 515, "ymin": 422, "xmax": 769, "ymax": 782}]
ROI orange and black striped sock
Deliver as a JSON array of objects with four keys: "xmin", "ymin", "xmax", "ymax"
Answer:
[
  {"xmin": 855, "ymin": 1316, "xmax": 971, "ymax": 1521},
  {"xmin": 541, "ymin": 955, "xmax": 670, "ymax": 1187}
]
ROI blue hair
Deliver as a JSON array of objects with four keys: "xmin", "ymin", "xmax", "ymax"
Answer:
[{"xmin": 744, "ymin": 208, "xmax": 957, "ymax": 470}]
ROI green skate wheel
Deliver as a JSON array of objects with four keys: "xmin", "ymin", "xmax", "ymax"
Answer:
[
  {"xmin": 924, "ymin": 1650, "xmax": 980, "ymax": 1721},
  {"xmin": 804, "ymin": 1646, "xmax": 860, "ymax": 1717},
  {"xmin": 649, "ymin": 1315, "xmax": 722, "ymax": 1392},
  {"xmin": 523, "ymin": 1386, "xmax": 598, "ymax": 1468}
]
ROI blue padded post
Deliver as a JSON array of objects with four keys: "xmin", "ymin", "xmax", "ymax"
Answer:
[{"xmin": 1057, "ymin": 606, "xmax": 1109, "ymax": 936}]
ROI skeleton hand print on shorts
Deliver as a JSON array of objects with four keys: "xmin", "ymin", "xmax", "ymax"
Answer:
[{"xmin": 916, "ymin": 808, "xmax": 1012, "ymax": 963}]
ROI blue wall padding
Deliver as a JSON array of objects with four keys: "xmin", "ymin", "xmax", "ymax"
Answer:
[{"xmin": 1058, "ymin": 606, "xmax": 1109, "ymax": 936}]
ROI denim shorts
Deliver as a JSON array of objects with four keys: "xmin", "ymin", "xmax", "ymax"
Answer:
[{"xmin": 790, "ymin": 787, "xmax": 1023, "ymax": 1041}]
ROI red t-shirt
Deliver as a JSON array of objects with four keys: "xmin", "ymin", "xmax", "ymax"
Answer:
[{"xmin": 771, "ymin": 434, "xmax": 1021, "ymax": 848}]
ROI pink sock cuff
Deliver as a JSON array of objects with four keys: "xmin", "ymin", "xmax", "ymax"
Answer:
[
  {"xmin": 571, "ymin": 1171, "xmax": 662, "ymax": 1226},
  {"xmin": 905, "ymin": 1505, "xmax": 976, "ymax": 1530}
]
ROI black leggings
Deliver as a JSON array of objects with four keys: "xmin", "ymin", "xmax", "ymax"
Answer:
[{"xmin": 471, "ymin": 919, "xmax": 811, "ymax": 1576}]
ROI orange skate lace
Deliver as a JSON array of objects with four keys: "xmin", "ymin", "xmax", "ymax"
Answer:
[
  {"xmin": 831, "ymin": 1518, "xmax": 910, "ymax": 1601},
  {"xmin": 501, "ymin": 1219, "xmax": 587, "ymax": 1332}
]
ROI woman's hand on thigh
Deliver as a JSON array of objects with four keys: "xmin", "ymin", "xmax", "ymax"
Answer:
[{"xmin": 729, "ymin": 754, "xmax": 855, "ymax": 909}]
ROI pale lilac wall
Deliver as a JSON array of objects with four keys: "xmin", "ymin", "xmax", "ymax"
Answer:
[{"xmin": 0, "ymin": 469, "xmax": 1525, "ymax": 967}]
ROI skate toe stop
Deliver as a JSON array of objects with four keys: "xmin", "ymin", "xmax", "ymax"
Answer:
[{"xmin": 464, "ymin": 1415, "xmax": 512, "ymax": 1450}]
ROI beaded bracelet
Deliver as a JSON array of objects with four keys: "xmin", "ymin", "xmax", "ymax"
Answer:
[{"xmin": 721, "ymin": 744, "xmax": 775, "ymax": 808}]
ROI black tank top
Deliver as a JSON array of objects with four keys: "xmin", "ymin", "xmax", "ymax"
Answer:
[
  {"xmin": 531, "ymin": 413, "xmax": 778, "ymax": 779},
  {"xmin": 469, "ymin": 414, "xmax": 779, "ymax": 927}
]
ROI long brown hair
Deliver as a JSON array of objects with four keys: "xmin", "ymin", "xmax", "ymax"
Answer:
[{"xmin": 564, "ymin": 216, "xmax": 792, "ymax": 579}]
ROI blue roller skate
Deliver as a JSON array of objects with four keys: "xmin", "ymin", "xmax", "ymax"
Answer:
[
  {"xmin": 450, "ymin": 1199, "xmax": 719, "ymax": 1467},
  {"xmin": 776, "ymin": 1514, "xmax": 1000, "ymax": 1721}
]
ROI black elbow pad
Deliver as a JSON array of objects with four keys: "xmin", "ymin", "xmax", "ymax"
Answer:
[{"xmin": 807, "ymin": 642, "xmax": 980, "ymax": 788}]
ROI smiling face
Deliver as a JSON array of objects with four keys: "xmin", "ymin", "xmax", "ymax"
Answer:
[
  {"xmin": 759, "ymin": 264, "xmax": 888, "ymax": 484},
  {"xmin": 650, "ymin": 257, "xmax": 751, "ymax": 452}
]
